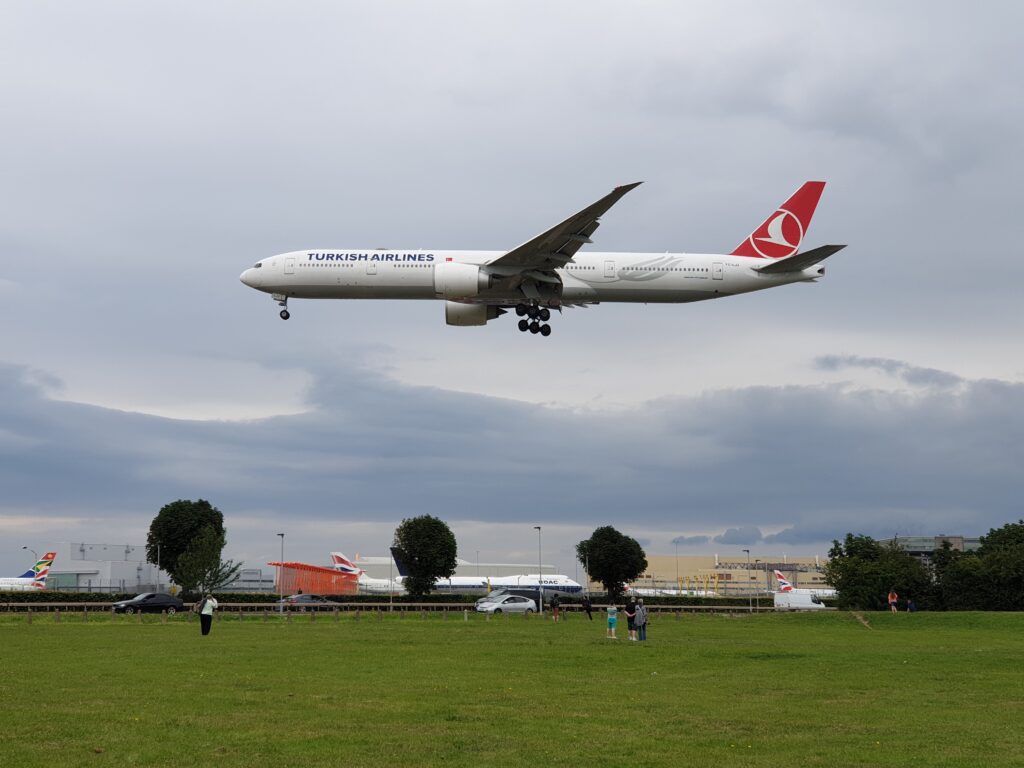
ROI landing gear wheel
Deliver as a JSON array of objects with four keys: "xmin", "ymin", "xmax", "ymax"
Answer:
[
  {"xmin": 518, "ymin": 319, "xmax": 530, "ymax": 332},
  {"xmin": 540, "ymin": 324, "xmax": 552, "ymax": 337},
  {"xmin": 279, "ymin": 309, "xmax": 290, "ymax": 320},
  {"xmin": 539, "ymin": 308, "xmax": 551, "ymax": 322},
  {"xmin": 515, "ymin": 304, "xmax": 528, "ymax": 317},
  {"xmin": 529, "ymin": 321, "xmax": 540, "ymax": 334},
  {"xmin": 527, "ymin": 305, "xmax": 539, "ymax": 319}
]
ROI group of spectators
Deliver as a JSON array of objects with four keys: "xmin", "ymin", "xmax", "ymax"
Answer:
[{"xmin": 557, "ymin": 594, "xmax": 650, "ymax": 641}]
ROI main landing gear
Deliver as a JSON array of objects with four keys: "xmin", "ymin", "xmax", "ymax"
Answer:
[
  {"xmin": 273, "ymin": 294, "xmax": 290, "ymax": 320},
  {"xmin": 514, "ymin": 303, "xmax": 553, "ymax": 336}
]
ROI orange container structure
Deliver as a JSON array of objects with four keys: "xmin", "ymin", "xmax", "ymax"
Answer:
[{"xmin": 267, "ymin": 561, "xmax": 358, "ymax": 596}]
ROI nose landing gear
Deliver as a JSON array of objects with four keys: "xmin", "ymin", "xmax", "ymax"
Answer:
[{"xmin": 515, "ymin": 303, "xmax": 553, "ymax": 337}]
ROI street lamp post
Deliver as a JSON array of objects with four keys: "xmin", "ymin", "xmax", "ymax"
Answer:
[
  {"xmin": 742, "ymin": 549, "xmax": 752, "ymax": 613},
  {"xmin": 534, "ymin": 526, "xmax": 542, "ymax": 615},
  {"xmin": 674, "ymin": 540, "xmax": 680, "ymax": 593},
  {"xmin": 22, "ymin": 546, "xmax": 39, "ymax": 561},
  {"xmin": 754, "ymin": 559, "xmax": 761, "ymax": 612},
  {"xmin": 277, "ymin": 533, "xmax": 285, "ymax": 613},
  {"xmin": 157, "ymin": 543, "xmax": 161, "ymax": 592}
]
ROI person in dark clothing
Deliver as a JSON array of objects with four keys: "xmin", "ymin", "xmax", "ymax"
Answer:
[
  {"xmin": 581, "ymin": 595, "xmax": 593, "ymax": 620},
  {"xmin": 625, "ymin": 598, "xmax": 638, "ymax": 641}
]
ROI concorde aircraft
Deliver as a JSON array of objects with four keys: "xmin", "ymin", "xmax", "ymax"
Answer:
[{"xmin": 240, "ymin": 182, "xmax": 844, "ymax": 336}]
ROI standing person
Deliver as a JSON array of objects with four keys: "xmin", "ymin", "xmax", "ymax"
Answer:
[
  {"xmin": 887, "ymin": 589, "xmax": 899, "ymax": 614},
  {"xmin": 550, "ymin": 593, "xmax": 560, "ymax": 623},
  {"xmin": 606, "ymin": 602, "xmax": 618, "ymax": 639},
  {"xmin": 581, "ymin": 595, "xmax": 593, "ymax": 621},
  {"xmin": 625, "ymin": 597, "xmax": 638, "ymax": 641},
  {"xmin": 634, "ymin": 598, "xmax": 648, "ymax": 641},
  {"xmin": 198, "ymin": 592, "xmax": 218, "ymax": 636}
]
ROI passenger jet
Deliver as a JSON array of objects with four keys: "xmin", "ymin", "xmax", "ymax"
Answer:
[
  {"xmin": 0, "ymin": 551, "xmax": 56, "ymax": 591},
  {"xmin": 240, "ymin": 182, "xmax": 844, "ymax": 336}
]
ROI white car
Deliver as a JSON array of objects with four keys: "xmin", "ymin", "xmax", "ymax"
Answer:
[{"xmin": 475, "ymin": 594, "xmax": 537, "ymax": 614}]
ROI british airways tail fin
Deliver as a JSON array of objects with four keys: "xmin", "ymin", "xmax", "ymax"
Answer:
[
  {"xmin": 731, "ymin": 181, "xmax": 826, "ymax": 259},
  {"xmin": 330, "ymin": 552, "xmax": 363, "ymax": 576},
  {"xmin": 774, "ymin": 570, "xmax": 794, "ymax": 592}
]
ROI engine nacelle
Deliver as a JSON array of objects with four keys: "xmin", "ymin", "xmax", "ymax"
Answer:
[
  {"xmin": 433, "ymin": 261, "xmax": 491, "ymax": 299},
  {"xmin": 445, "ymin": 302, "xmax": 505, "ymax": 327}
]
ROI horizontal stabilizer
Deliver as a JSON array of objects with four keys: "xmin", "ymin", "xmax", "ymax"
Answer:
[{"xmin": 754, "ymin": 244, "xmax": 846, "ymax": 274}]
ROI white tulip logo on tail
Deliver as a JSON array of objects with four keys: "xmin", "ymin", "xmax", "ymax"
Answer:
[
  {"xmin": 750, "ymin": 209, "xmax": 804, "ymax": 258},
  {"xmin": 729, "ymin": 181, "xmax": 825, "ymax": 260}
]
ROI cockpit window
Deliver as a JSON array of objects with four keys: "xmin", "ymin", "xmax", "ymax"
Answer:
[{"xmin": 253, "ymin": 263, "xmax": 262, "ymax": 268}]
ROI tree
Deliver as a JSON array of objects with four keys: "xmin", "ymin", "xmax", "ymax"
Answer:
[
  {"xmin": 174, "ymin": 525, "xmax": 242, "ymax": 595},
  {"xmin": 825, "ymin": 533, "xmax": 933, "ymax": 610},
  {"xmin": 146, "ymin": 499, "xmax": 225, "ymax": 586},
  {"xmin": 576, "ymin": 526, "xmax": 647, "ymax": 599},
  {"xmin": 392, "ymin": 515, "xmax": 458, "ymax": 597},
  {"xmin": 976, "ymin": 520, "xmax": 1024, "ymax": 610}
]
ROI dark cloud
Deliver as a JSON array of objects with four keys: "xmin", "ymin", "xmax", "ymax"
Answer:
[
  {"xmin": 672, "ymin": 535, "xmax": 711, "ymax": 547},
  {"xmin": 816, "ymin": 356, "xmax": 963, "ymax": 389},
  {"xmin": 713, "ymin": 527, "xmax": 764, "ymax": 546}
]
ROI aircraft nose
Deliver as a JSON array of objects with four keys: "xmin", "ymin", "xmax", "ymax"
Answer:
[{"xmin": 240, "ymin": 268, "xmax": 261, "ymax": 288}]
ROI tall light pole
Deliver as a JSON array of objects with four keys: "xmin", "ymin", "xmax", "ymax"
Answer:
[
  {"xmin": 674, "ymin": 540, "xmax": 680, "ymax": 592},
  {"xmin": 754, "ymin": 559, "xmax": 761, "ymax": 612},
  {"xmin": 22, "ymin": 546, "xmax": 39, "ymax": 561},
  {"xmin": 742, "ymin": 549, "xmax": 752, "ymax": 613},
  {"xmin": 277, "ymin": 533, "xmax": 285, "ymax": 613},
  {"xmin": 534, "ymin": 526, "xmax": 542, "ymax": 615},
  {"xmin": 157, "ymin": 543, "xmax": 161, "ymax": 592}
]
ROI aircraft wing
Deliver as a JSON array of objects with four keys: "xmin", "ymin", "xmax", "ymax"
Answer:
[
  {"xmin": 485, "ymin": 182, "xmax": 642, "ymax": 272},
  {"xmin": 754, "ymin": 244, "xmax": 847, "ymax": 274}
]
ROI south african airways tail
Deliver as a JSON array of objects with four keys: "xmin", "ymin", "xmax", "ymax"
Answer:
[{"xmin": 0, "ymin": 551, "xmax": 57, "ymax": 591}]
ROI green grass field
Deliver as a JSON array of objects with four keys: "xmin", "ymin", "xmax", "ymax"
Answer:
[{"xmin": 2, "ymin": 609, "xmax": 1021, "ymax": 767}]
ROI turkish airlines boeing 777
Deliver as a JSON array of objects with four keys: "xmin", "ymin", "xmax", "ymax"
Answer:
[{"xmin": 240, "ymin": 182, "xmax": 844, "ymax": 336}]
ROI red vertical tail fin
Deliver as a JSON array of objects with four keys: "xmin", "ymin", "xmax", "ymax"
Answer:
[{"xmin": 731, "ymin": 181, "xmax": 826, "ymax": 258}]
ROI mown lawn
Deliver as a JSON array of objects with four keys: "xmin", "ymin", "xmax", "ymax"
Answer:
[{"xmin": 1, "ymin": 609, "xmax": 1021, "ymax": 767}]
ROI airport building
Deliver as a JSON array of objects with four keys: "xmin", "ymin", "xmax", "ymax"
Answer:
[
  {"xmin": 47, "ymin": 542, "xmax": 171, "ymax": 592},
  {"xmin": 44, "ymin": 542, "xmax": 275, "ymax": 593}
]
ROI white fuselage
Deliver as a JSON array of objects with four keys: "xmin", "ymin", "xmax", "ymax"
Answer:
[
  {"xmin": 350, "ymin": 571, "xmax": 582, "ymax": 595},
  {"xmin": 240, "ymin": 249, "xmax": 822, "ymax": 305},
  {"xmin": 0, "ymin": 578, "xmax": 43, "ymax": 592}
]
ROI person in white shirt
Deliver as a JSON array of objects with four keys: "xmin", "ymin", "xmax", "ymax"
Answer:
[{"xmin": 198, "ymin": 593, "xmax": 218, "ymax": 636}]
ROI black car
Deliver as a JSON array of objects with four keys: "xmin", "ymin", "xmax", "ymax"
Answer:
[
  {"xmin": 277, "ymin": 594, "xmax": 340, "ymax": 606},
  {"xmin": 112, "ymin": 593, "xmax": 186, "ymax": 615}
]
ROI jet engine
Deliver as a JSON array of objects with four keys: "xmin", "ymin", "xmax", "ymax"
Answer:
[
  {"xmin": 433, "ymin": 261, "xmax": 492, "ymax": 299},
  {"xmin": 445, "ymin": 302, "xmax": 506, "ymax": 327}
]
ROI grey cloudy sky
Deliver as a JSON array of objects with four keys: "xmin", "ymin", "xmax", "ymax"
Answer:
[{"xmin": 2, "ymin": 2, "xmax": 1022, "ymax": 576}]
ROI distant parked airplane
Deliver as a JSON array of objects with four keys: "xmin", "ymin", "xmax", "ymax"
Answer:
[
  {"xmin": 331, "ymin": 552, "xmax": 583, "ymax": 595},
  {"xmin": 240, "ymin": 181, "xmax": 845, "ymax": 336},
  {"xmin": 0, "ymin": 551, "xmax": 56, "ymax": 591},
  {"xmin": 774, "ymin": 569, "xmax": 836, "ymax": 597}
]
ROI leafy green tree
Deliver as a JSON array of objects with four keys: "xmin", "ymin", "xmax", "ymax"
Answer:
[
  {"xmin": 932, "ymin": 542, "xmax": 986, "ymax": 610},
  {"xmin": 392, "ymin": 515, "xmax": 458, "ymax": 597},
  {"xmin": 175, "ymin": 525, "xmax": 242, "ymax": 595},
  {"xmin": 825, "ymin": 533, "xmax": 933, "ymax": 610},
  {"xmin": 576, "ymin": 526, "xmax": 647, "ymax": 599},
  {"xmin": 977, "ymin": 520, "xmax": 1024, "ymax": 610},
  {"xmin": 146, "ymin": 499, "xmax": 225, "ymax": 586}
]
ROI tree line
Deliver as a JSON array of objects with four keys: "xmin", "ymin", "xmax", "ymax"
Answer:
[
  {"xmin": 825, "ymin": 521, "xmax": 1024, "ymax": 610},
  {"xmin": 147, "ymin": 501, "xmax": 649, "ymax": 598}
]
